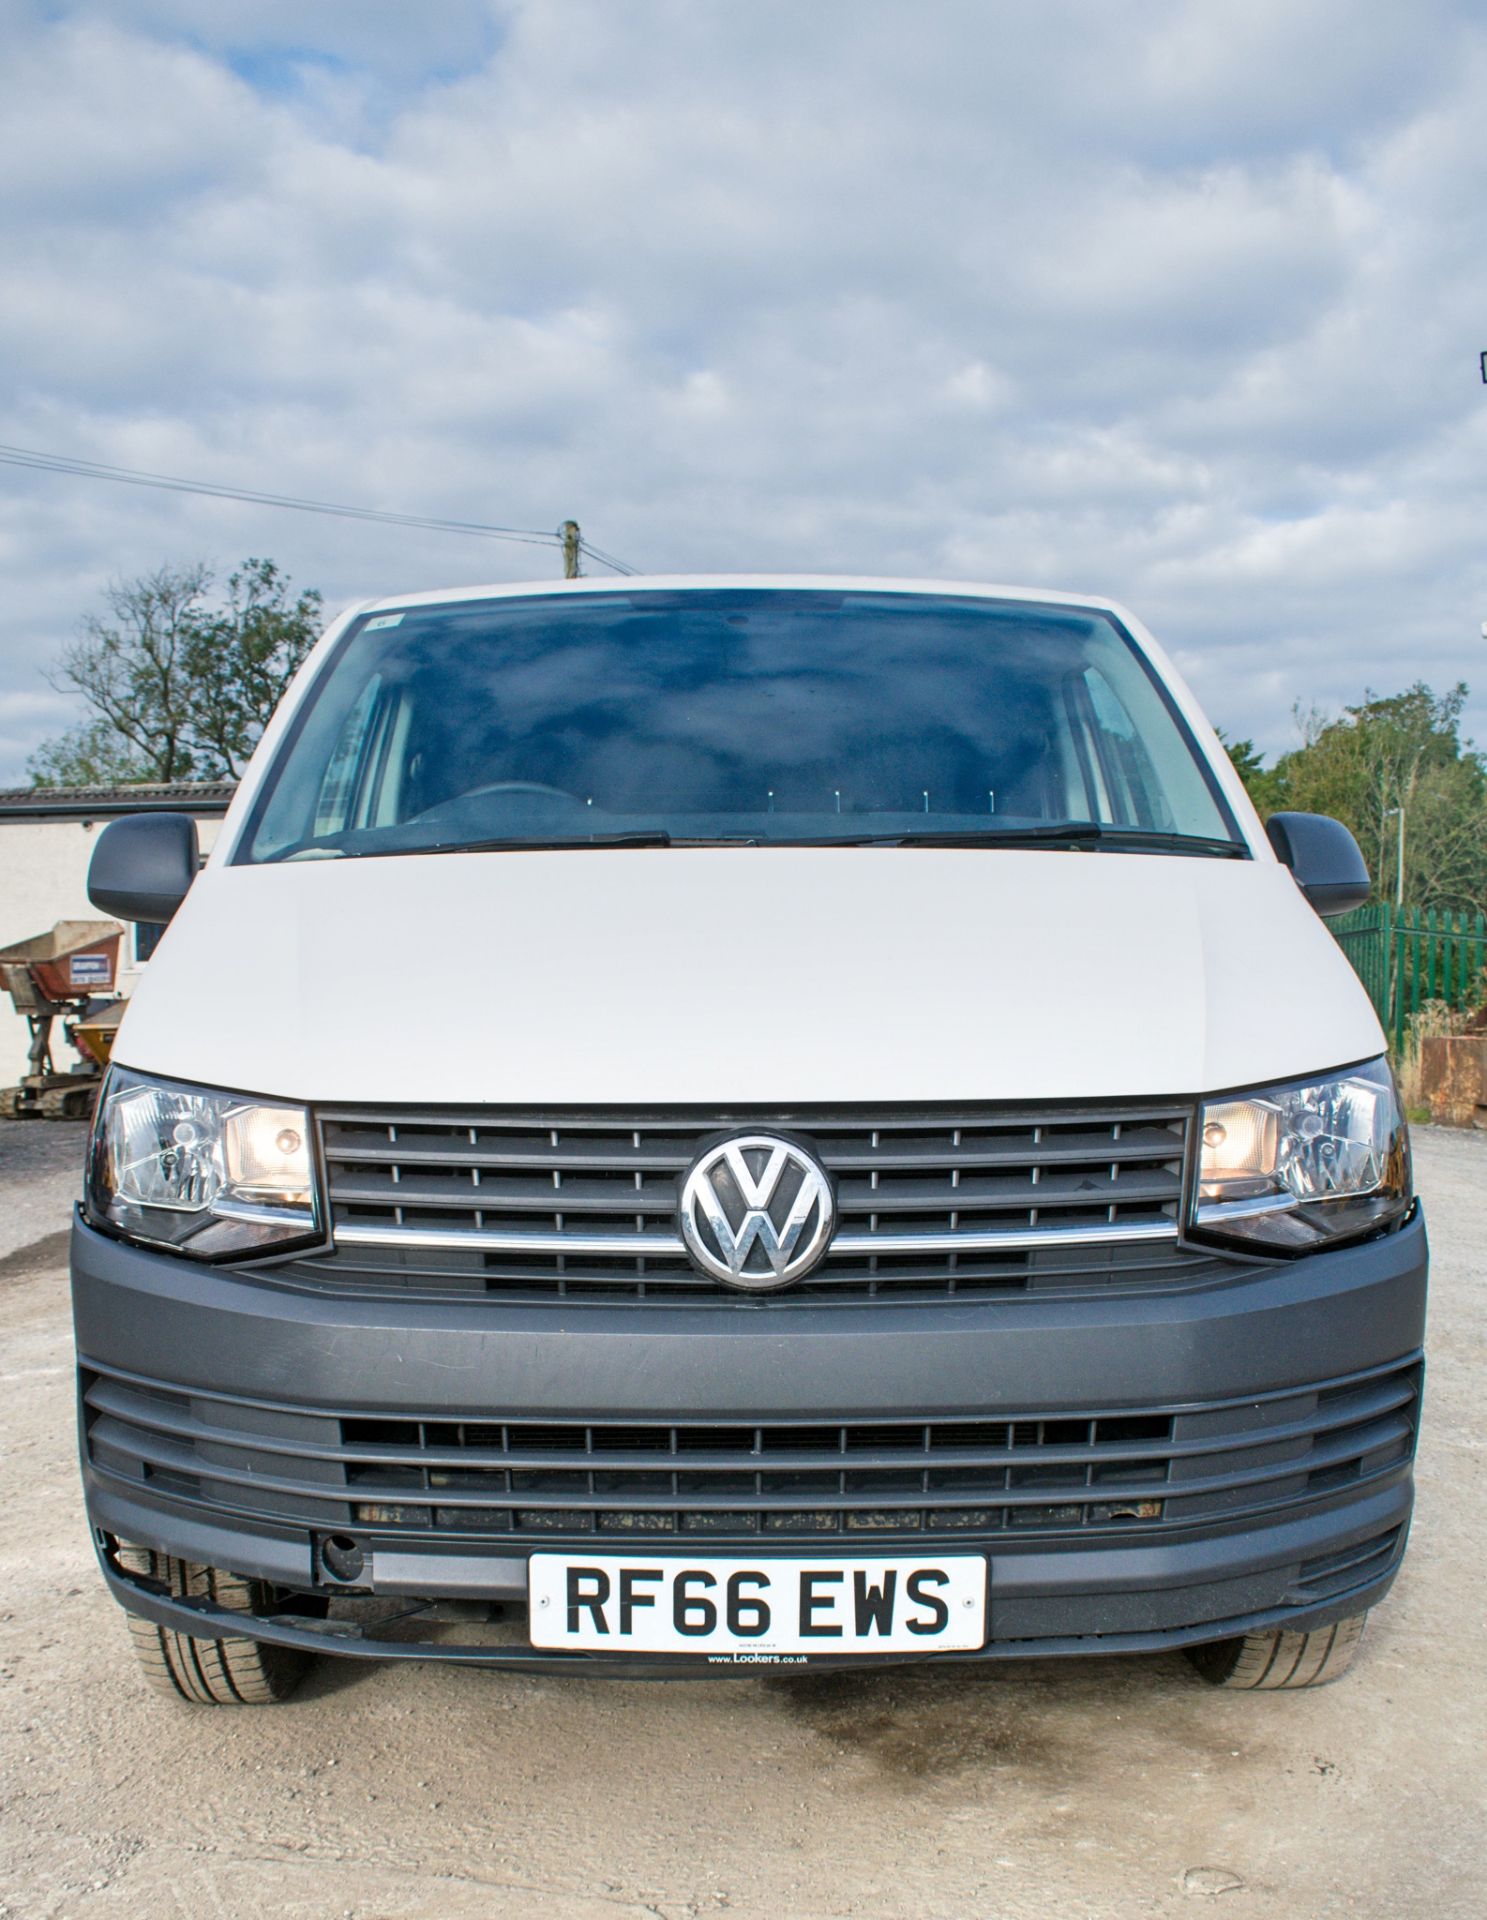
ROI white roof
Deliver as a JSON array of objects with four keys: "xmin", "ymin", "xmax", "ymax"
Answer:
[{"xmin": 361, "ymin": 573, "xmax": 1132, "ymax": 617}]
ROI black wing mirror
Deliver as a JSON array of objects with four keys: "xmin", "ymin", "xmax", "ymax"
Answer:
[
  {"xmin": 1265, "ymin": 812, "xmax": 1370, "ymax": 918},
  {"xmin": 87, "ymin": 812, "xmax": 200, "ymax": 924}
]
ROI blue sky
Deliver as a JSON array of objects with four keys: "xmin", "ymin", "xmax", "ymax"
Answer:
[{"xmin": 3, "ymin": 0, "xmax": 1486, "ymax": 781}]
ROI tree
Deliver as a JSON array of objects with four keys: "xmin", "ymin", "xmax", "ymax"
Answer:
[
  {"xmin": 1215, "ymin": 730, "xmax": 1284, "ymax": 816},
  {"xmin": 30, "ymin": 559, "xmax": 321, "ymax": 786},
  {"xmin": 178, "ymin": 560, "xmax": 323, "ymax": 779},
  {"xmin": 1271, "ymin": 684, "xmax": 1487, "ymax": 914},
  {"xmin": 26, "ymin": 717, "xmax": 150, "ymax": 787},
  {"xmin": 38, "ymin": 563, "xmax": 211, "ymax": 782}
]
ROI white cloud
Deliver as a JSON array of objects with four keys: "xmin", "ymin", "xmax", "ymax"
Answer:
[
  {"xmin": 1, "ymin": 0, "xmax": 1486, "ymax": 783},
  {"xmin": 77, "ymin": 0, "xmax": 499, "ymax": 81},
  {"xmin": 0, "ymin": 689, "xmax": 77, "ymax": 780}
]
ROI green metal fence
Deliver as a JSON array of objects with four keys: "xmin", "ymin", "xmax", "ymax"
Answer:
[{"xmin": 1331, "ymin": 904, "xmax": 1487, "ymax": 1053}]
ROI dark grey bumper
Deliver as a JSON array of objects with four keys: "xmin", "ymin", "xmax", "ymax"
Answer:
[{"xmin": 71, "ymin": 1208, "xmax": 1428, "ymax": 1671}]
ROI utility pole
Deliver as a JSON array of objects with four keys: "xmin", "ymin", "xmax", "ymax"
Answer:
[
  {"xmin": 1382, "ymin": 802, "xmax": 1406, "ymax": 1044},
  {"xmin": 1385, "ymin": 804, "xmax": 1406, "ymax": 909},
  {"xmin": 560, "ymin": 520, "xmax": 581, "ymax": 579}
]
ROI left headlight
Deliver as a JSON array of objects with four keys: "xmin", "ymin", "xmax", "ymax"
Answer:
[
  {"xmin": 86, "ymin": 1067, "xmax": 322, "ymax": 1260},
  {"xmin": 1190, "ymin": 1056, "xmax": 1413, "ymax": 1255}
]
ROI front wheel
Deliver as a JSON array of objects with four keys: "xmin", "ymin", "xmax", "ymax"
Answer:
[
  {"xmin": 1185, "ymin": 1612, "xmax": 1367, "ymax": 1689},
  {"xmin": 115, "ymin": 1546, "xmax": 310, "ymax": 1704}
]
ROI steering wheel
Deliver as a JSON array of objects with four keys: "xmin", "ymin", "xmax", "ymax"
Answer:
[
  {"xmin": 406, "ymin": 780, "xmax": 585, "ymax": 824},
  {"xmin": 457, "ymin": 781, "xmax": 584, "ymax": 804}
]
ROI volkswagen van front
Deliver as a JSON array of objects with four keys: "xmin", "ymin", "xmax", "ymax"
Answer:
[{"xmin": 70, "ymin": 579, "xmax": 1424, "ymax": 1702}]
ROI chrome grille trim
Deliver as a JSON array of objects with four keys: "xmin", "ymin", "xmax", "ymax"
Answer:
[{"xmin": 333, "ymin": 1217, "xmax": 1180, "ymax": 1257}]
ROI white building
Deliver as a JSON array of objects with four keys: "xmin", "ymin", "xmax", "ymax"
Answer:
[{"xmin": 0, "ymin": 782, "xmax": 234, "ymax": 1093}]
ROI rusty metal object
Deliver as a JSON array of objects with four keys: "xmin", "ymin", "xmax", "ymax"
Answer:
[
  {"xmin": 73, "ymin": 1000, "xmax": 125, "ymax": 1069},
  {"xmin": 1420, "ymin": 1035, "xmax": 1487, "ymax": 1129},
  {"xmin": 0, "ymin": 919, "xmax": 124, "ymax": 1118}
]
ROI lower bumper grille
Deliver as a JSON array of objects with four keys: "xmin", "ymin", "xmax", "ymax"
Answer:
[
  {"xmin": 83, "ymin": 1360, "xmax": 1420, "ymax": 1549},
  {"xmin": 1294, "ymin": 1525, "xmax": 1404, "ymax": 1603}
]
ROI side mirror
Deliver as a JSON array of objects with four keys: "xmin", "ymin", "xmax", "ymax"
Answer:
[
  {"xmin": 87, "ymin": 812, "xmax": 200, "ymax": 924},
  {"xmin": 1265, "ymin": 812, "xmax": 1370, "ymax": 918}
]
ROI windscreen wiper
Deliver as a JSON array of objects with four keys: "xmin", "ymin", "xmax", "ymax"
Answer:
[
  {"xmin": 831, "ymin": 826, "xmax": 1247, "ymax": 856},
  {"xmin": 426, "ymin": 830, "xmax": 674, "ymax": 854}
]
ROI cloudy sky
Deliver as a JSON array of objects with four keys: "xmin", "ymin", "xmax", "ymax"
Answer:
[{"xmin": 3, "ymin": 0, "xmax": 1486, "ymax": 783}]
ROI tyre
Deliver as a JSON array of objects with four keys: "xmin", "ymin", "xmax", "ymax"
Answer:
[
  {"xmin": 114, "ymin": 1545, "xmax": 310, "ymax": 1704},
  {"xmin": 1185, "ymin": 1611, "xmax": 1367, "ymax": 1689}
]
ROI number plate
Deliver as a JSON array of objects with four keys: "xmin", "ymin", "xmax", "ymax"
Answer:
[{"xmin": 528, "ymin": 1554, "xmax": 986, "ymax": 1656}]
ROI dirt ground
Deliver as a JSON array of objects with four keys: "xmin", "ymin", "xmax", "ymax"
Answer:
[{"xmin": 1, "ymin": 1119, "xmax": 1482, "ymax": 1920}]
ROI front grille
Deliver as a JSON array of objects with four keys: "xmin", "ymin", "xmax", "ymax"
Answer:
[
  {"xmin": 83, "ymin": 1360, "xmax": 1420, "ymax": 1549},
  {"xmin": 296, "ymin": 1102, "xmax": 1196, "ymax": 1302}
]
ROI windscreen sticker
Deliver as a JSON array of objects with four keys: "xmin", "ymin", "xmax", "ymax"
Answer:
[{"xmin": 364, "ymin": 613, "xmax": 403, "ymax": 630}]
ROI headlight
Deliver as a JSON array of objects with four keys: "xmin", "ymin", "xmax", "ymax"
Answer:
[
  {"xmin": 87, "ymin": 1067, "xmax": 322, "ymax": 1259},
  {"xmin": 1190, "ymin": 1057, "xmax": 1412, "ymax": 1254}
]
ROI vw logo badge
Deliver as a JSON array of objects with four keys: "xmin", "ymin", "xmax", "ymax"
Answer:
[{"xmin": 679, "ymin": 1133, "xmax": 835, "ymax": 1291}]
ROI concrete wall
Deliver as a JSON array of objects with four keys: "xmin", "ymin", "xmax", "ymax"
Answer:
[{"xmin": 0, "ymin": 815, "xmax": 222, "ymax": 1090}]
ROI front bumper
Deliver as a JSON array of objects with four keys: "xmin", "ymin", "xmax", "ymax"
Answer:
[{"xmin": 72, "ymin": 1208, "xmax": 1428, "ymax": 1673}]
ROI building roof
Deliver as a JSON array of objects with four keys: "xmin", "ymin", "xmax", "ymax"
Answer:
[{"xmin": 0, "ymin": 780, "xmax": 237, "ymax": 821}]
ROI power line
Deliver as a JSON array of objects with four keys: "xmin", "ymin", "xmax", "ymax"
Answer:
[
  {"xmin": 0, "ymin": 440, "xmax": 642, "ymax": 573},
  {"xmin": 579, "ymin": 541, "xmax": 639, "ymax": 576},
  {"xmin": 579, "ymin": 537, "xmax": 642, "ymax": 576},
  {"xmin": 0, "ymin": 441, "xmax": 559, "ymax": 551},
  {"xmin": 0, "ymin": 441, "xmax": 558, "ymax": 549}
]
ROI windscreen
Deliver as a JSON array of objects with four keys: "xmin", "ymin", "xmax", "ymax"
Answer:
[{"xmin": 237, "ymin": 589, "xmax": 1240, "ymax": 861}]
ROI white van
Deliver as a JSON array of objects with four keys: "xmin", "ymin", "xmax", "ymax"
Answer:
[{"xmin": 74, "ymin": 577, "xmax": 1424, "ymax": 1702}]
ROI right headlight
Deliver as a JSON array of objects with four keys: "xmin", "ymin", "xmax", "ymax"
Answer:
[
  {"xmin": 86, "ymin": 1066, "xmax": 323, "ymax": 1260},
  {"xmin": 1190, "ymin": 1056, "xmax": 1413, "ymax": 1255}
]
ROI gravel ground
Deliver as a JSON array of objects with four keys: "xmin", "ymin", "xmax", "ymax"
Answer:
[
  {"xmin": 0, "ymin": 1120, "xmax": 1482, "ymax": 1920},
  {"xmin": 0, "ymin": 1115, "xmax": 85, "ymax": 1262}
]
